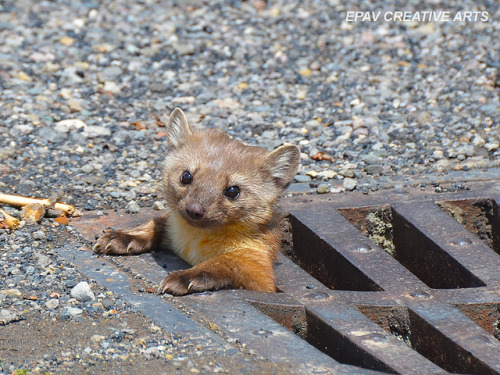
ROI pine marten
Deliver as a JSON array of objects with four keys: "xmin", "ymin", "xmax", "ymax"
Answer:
[{"xmin": 94, "ymin": 108, "xmax": 300, "ymax": 295}]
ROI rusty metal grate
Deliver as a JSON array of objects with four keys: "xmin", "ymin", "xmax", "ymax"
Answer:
[{"xmin": 69, "ymin": 179, "xmax": 500, "ymax": 374}]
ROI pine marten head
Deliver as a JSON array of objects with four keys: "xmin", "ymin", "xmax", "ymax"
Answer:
[{"xmin": 162, "ymin": 108, "xmax": 300, "ymax": 230}]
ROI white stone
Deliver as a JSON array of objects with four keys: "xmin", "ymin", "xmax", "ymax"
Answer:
[
  {"xmin": 317, "ymin": 170, "xmax": 337, "ymax": 179},
  {"xmin": 91, "ymin": 335, "xmax": 106, "ymax": 343},
  {"xmin": 432, "ymin": 150, "xmax": 444, "ymax": 159},
  {"xmin": 126, "ymin": 200, "xmax": 140, "ymax": 214},
  {"xmin": 83, "ymin": 126, "xmax": 112, "ymax": 137},
  {"xmin": 0, "ymin": 309, "xmax": 19, "ymax": 324},
  {"xmin": 316, "ymin": 183, "xmax": 330, "ymax": 194},
  {"xmin": 45, "ymin": 298, "xmax": 59, "ymax": 310},
  {"xmin": 55, "ymin": 119, "xmax": 87, "ymax": 133},
  {"xmin": 472, "ymin": 136, "xmax": 486, "ymax": 147},
  {"xmin": 103, "ymin": 81, "xmax": 121, "ymax": 94},
  {"xmin": 0, "ymin": 289, "xmax": 22, "ymax": 297},
  {"xmin": 64, "ymin": 306, "xmax": 83, "ymax": 316},
  {"xmin": 484, "ymin": 141, "xmax": 499, "ymax": 151},
  {"xmin": 70, "ymin": 281, "xmax": 95, "ymax": 302},
  {"xmin": 343, "ymin": 178, "xmax": 358, "ymax": 191}
]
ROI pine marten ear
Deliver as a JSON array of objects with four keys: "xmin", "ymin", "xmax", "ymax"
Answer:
[
  {"xmin": 166, "ymin": 108, "xmax": 193, "ymax": 148},
  {"xmin": 263, "ymin": 144, "xmax": 301, "ymax": 189}
]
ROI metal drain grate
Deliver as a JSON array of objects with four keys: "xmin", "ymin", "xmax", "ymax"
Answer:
[{"xmin": 70, "ymin": 180, "xmax": 500, "ymax": 374}]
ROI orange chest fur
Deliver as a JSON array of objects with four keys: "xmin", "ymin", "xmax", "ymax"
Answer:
[{"xmin": 165, "ymin": 212, "xmax": 277, "ymax": 265}]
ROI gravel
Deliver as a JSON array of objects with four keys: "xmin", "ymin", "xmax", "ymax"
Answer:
[
  {"xmin": 0, "ymin": 0, "xmax": 499, "ymax": 373},
  {"xmin": 0, "ymin": 0, "xmax": 498, "ymax": 207}
]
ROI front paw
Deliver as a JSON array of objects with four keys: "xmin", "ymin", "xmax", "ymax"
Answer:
[
  {"xmin": 93, "ymin": 230, "xmax": 152, "ymax": 255},
  {"xmin": 158, "ymin": 269, "xmax": 228, "ymax": 296}
]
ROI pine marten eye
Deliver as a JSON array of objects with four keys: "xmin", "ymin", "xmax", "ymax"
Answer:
[
  {"xmin": 224, "ymin": 186, "xmax": 240, "ymax": 199},
  {"xmin": 181, "ymin": 171, "xmax": 193, "ymax": 185}
]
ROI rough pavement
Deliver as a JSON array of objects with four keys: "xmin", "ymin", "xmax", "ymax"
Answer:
[{"xmin": 0, "ymin": 0, "xmax": 499, "ymax": 373}]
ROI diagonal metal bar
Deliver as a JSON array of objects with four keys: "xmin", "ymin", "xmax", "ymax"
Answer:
[
  {"xmin": 392, "ymin": 200, "xmax": 500, "ymax": 287},
  {"xmin": 407, "ymin": 302, "xmax": 500, "ymax": 374},
  {"xmin": 304, "ymin": 302, "xmax": 446, "ymax": 374}
]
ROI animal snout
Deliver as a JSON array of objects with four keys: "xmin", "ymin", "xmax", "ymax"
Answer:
[{"xmin": 186, "ymin": 203, "xmax": 205, "ymax": 220}]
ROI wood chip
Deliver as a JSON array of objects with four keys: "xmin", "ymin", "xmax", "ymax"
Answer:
[
  {"xmin": 132, "ymin": 121, "xmax": 147, "ymax": 130},
  {"xmin": 20, "ymin": 203, "xmax": 46, "ymax": 223},
  {"xmin": 54, "ymin": 216, "xmax": 69, "ymax": 226},
  {"xmin": 312, "ymin": 151, "xmax": 334, "ymax": 162},
  {"xmin": 0, "ymin": 208, "xmax": 20, "ymax": 230}
]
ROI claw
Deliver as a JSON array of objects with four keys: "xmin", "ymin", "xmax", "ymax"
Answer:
[
  {"xmin": 158, "ymin": 282, "xmax": 167, "ymax": 294},
  {"xmin": 126, "ymin": 242, "xmax": 134, "ymax": 253}
]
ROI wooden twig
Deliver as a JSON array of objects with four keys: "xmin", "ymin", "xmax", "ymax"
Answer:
[
  {"xmin": 0, "ymin": 208, "xmax": 20, "ymax": 229},
  {"xmin": 0, "ymin": 193, "xmax": 76, "ymax": 216}
]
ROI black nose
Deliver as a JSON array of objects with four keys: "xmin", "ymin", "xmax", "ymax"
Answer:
[{"xmin": 186, "ymin": 203, "xmax": 205, "ymax": 220}]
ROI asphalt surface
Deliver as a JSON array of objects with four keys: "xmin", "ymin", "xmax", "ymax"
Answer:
[{"xmin": 0, "ymin": 0, "xmax": 498, "ymax": 373}]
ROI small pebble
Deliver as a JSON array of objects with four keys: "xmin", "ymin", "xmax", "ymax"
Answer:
[
  {"xmin": 365, "ymin": 165, "xmax": 383, "ymax": 175},
  {"xmin": 0, "ymin": 309, "xmax": 21, "ymax": 325},
  {"xmin": 153, "ymin": 201, "xmax": 165, "ymax": 210},
  {"xmin": 294, "ymin": 175, "xmax": 311, "ymax": 183},
  {"xmin": 32, "ymin": 230, "xmax": 46, "ymax": 240},
  {"xmin": 317, "ymin": 170, "xmax": 337, "ymax": 179},
  {"xmin": 45, "ymin": 299, "xmax": 59, "ymax": 310},
  {"xmin": 103, "ymin": 81, "xmax": 121, "ymax": 94},
  {"xmin": 361, "ymin": 153, "xmax": 381, "ymax": 165},
  {"xmin": 343, "ymin": 178, "xmax": 358, "ymax": 191},
  {"xmin": 339, "ymin": 170, "xmax": 355, "ymax": 178},
  {"xmin": 67, "ymin": 99, "xmax": 83, "ymax": 112},
  {"xmin": 316, "ymin": 183, "xmax": 330, "ymax": 194},
  {"xmin": 0, "ymin": 289, "xmax": 22, "ymax": 297},
  {"xmin": 484, "ymin": 141, "xmax": 499, "ymax": 152},
  {"xmin": 64, "ymin": 306, "xmax": 84, "ymax": 316},
  {"xmin": 433, "ymin": 150, "xmax": 444, "ymax": 159},
  {"xmin": 125, "ymin": 200, "xmax": 140, "ymax": 214},
  {"xmin": 91, "ymin": 335, "xmax": 106, "ymax": 343},
  {"xmin": 124, "ymin": 190, "xmax": 137, "ymax": 201},
  {"xmin": 33, "ymin": 253, "xmax": 51, "ymax": 267},
  {"xmin": 70, "ymin": 281, "xmax": 95, "ymax": 302},
  {"xmin": 81, "ymin": 164, "xmax": 94, "ymax": 174}
]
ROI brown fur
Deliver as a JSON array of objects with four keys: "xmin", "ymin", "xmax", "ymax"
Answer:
[{"xmin": 94, "ymin": 108, "xmax": 300, "ymax": 295}]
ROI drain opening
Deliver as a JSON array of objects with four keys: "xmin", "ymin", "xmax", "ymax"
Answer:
[
  {"xmin": 305, "ymin": 309, "xmax": 397, "ymax": 373},
  {"xmin": 284, "ymin": 215, "xmax": 383, "ymax": 291},
  {"xmin": 358, "ymin": 306, "xmax": 412, "ymax": 347},
  {"xmin": 437, "ymin": 198, "xmax": 500, "ymax": 255},
  {"xmin": 359, "ymin": 306, "xmax": 494, "ymax": 373},
  {"xmin": 339, "ymin": 205, "xmax": 395, "ymax": 256},
  {"xmin": 247, "ymin": 300, "xmax": 307, "ymax": 339},
  {"xmin": 454, "ymin": 303, "xmax": 500, "ymax": 342},
  {"xmin": 252, "ymin": 301, "xmax": 397, "ymax": 373},
  {"xmin": 339, "ymin": 205, "xmax": 486, "ymax": 289}
]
